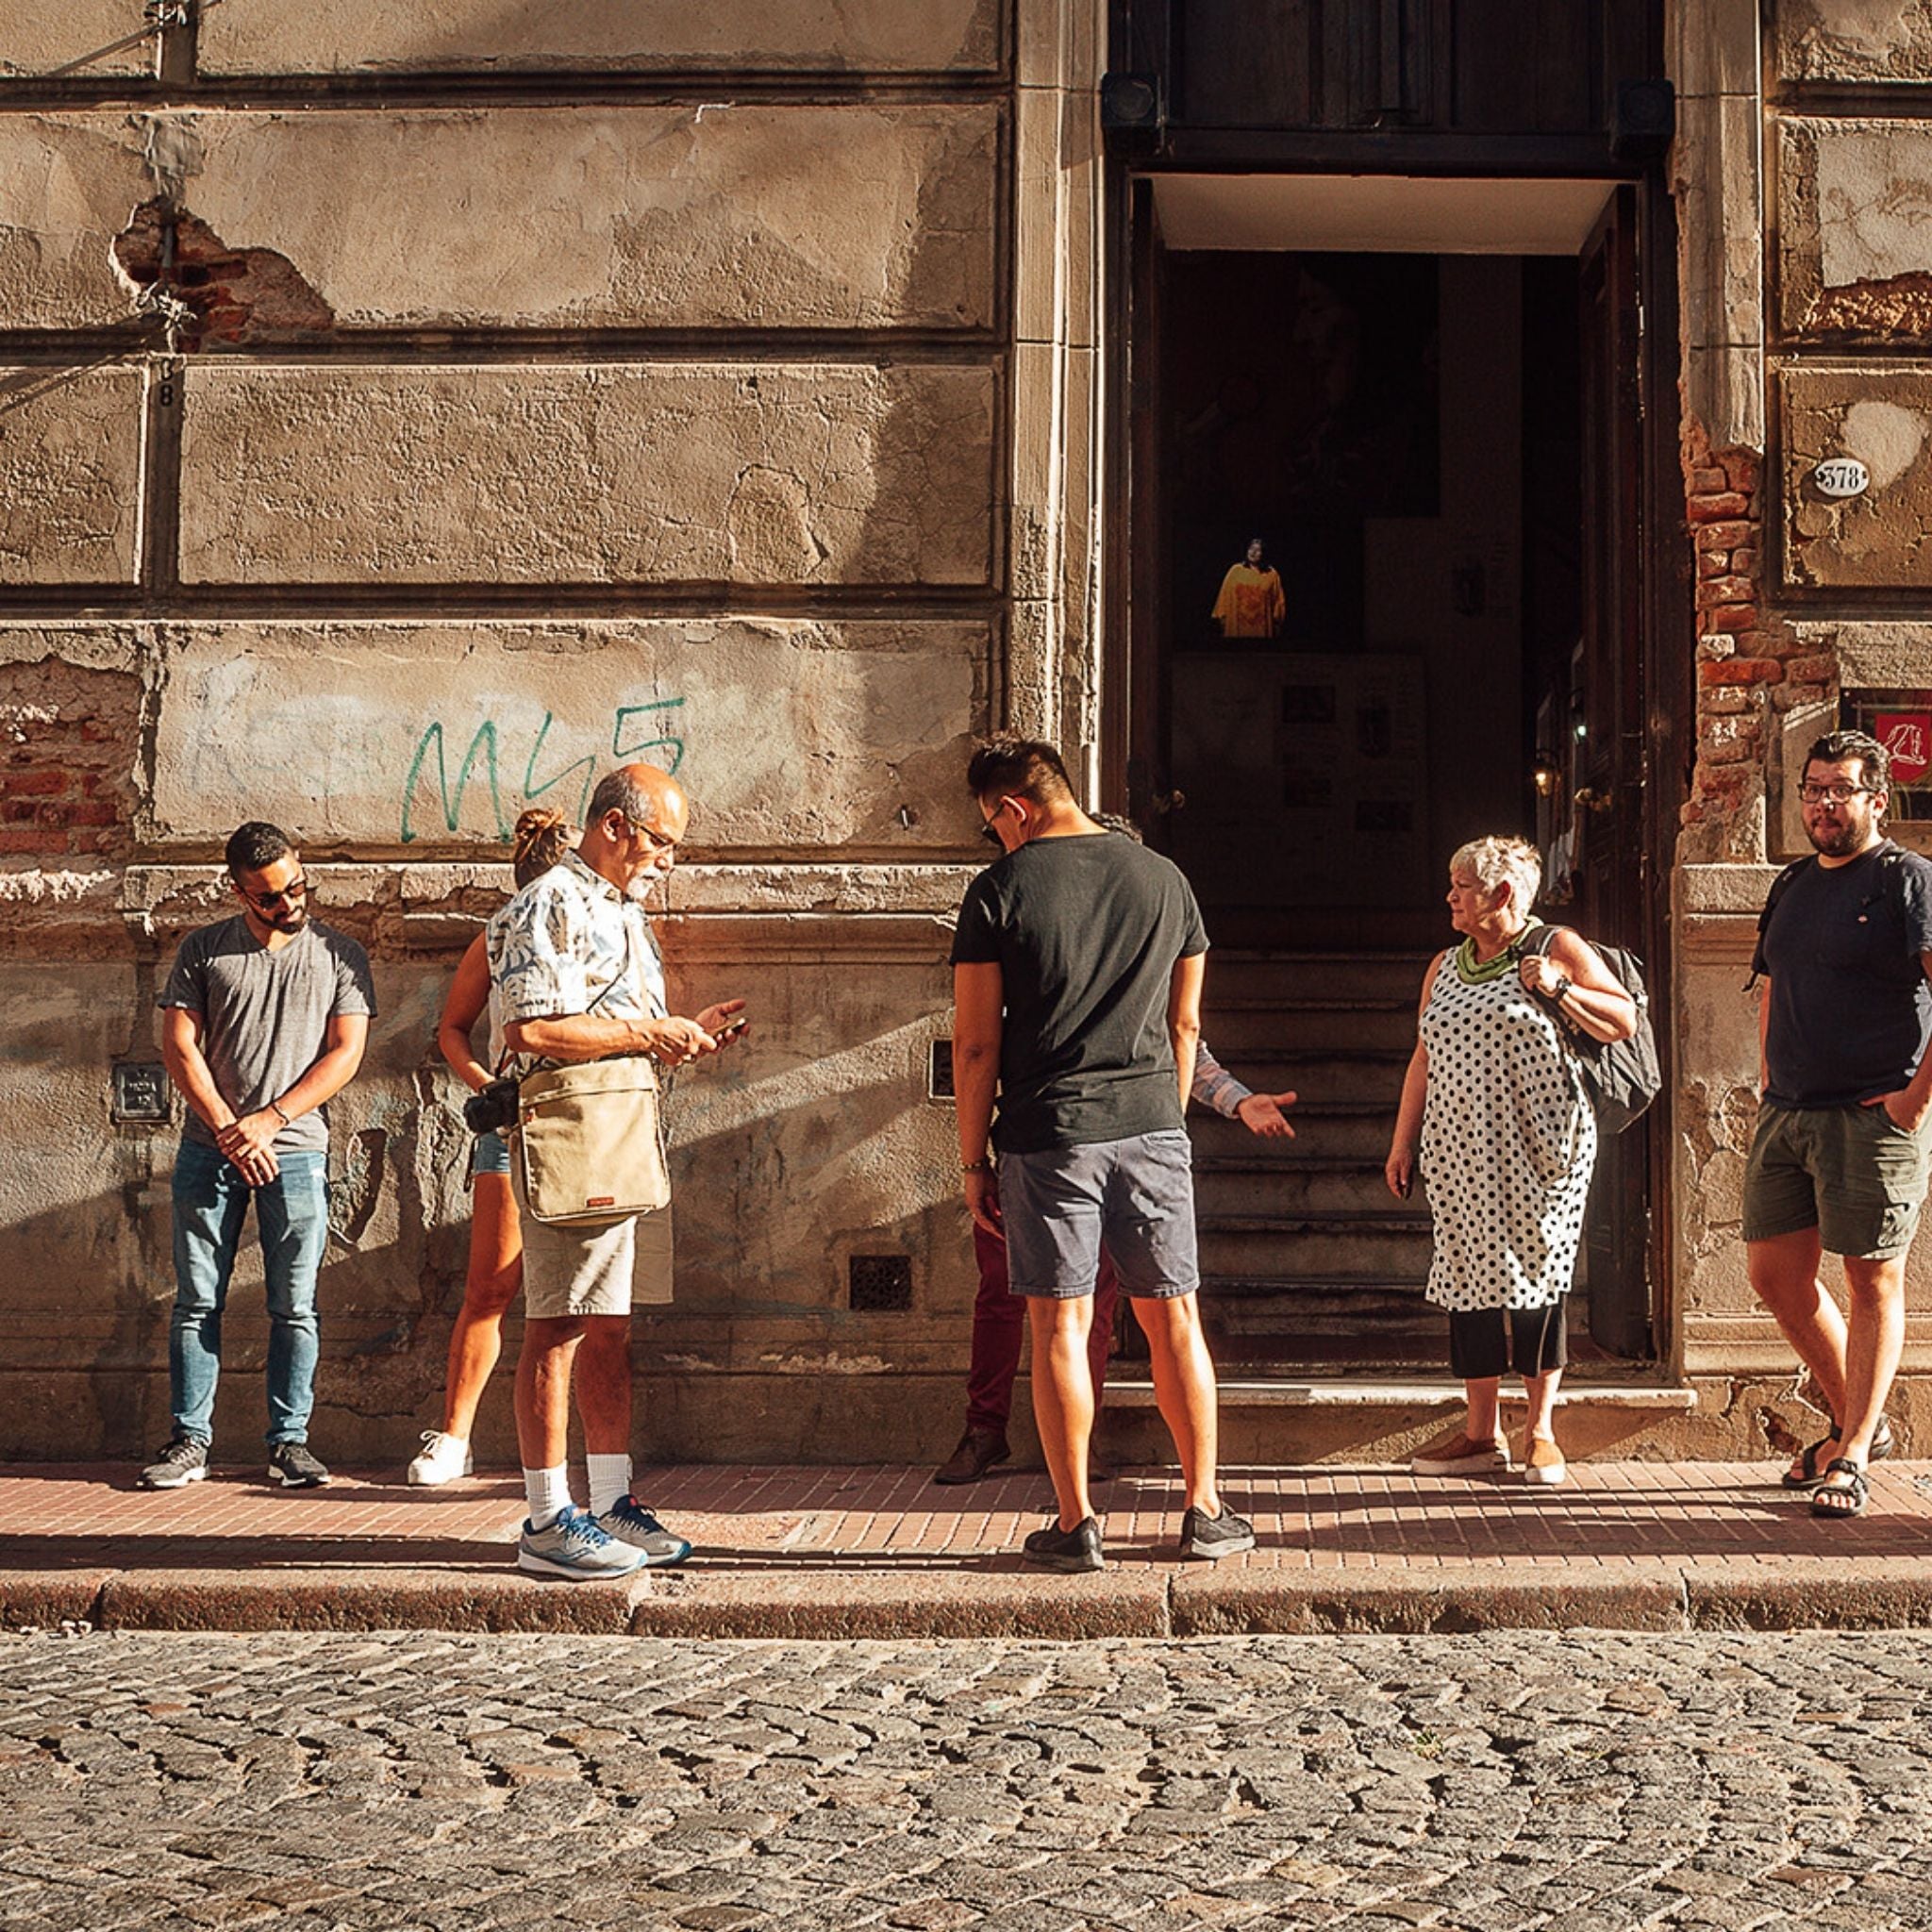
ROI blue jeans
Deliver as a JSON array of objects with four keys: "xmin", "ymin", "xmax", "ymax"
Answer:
[{"xmin": 170, "ymin": 1139, "xmax": 329, "ymax": 1446}]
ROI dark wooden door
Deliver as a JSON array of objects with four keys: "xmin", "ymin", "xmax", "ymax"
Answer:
[
  {"xmin": 1124, "ymin": 180, "xmax": 1174, "ymax": 838},
  {"xmin": 1574, "ymin": 184, "xmax": 1654, "ymax": 1357}
]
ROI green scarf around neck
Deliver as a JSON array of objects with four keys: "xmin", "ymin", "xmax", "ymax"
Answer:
[{"xmin": 1455, "ymin": 915, "xmax": 1544, "ymax": 984}]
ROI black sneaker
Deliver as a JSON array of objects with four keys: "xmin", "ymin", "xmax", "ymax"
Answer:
[
  {"xmin": 140, "ymin": 1437, "xmax": 208, "ymax": 1489},
  {"xmin": 1021, "ymin": 1514, "xmax": 1105, "ymax": 1573},
  {"xmin": 266, "ymin": 1442, "xmax": 331, "ymax": 1488},
  {"xmin": 1180, "ymin": 1504, "xmax": 1257, "ymax": 1560}
]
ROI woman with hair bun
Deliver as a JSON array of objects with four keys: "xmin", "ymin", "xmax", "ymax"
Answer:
[
  {"xmin": 408, "ymin": 808, "xmax": 575, "ymax": 1485},
  {"xmin": 1385, "ymin": 836, "xmax": 1636, "ymax": 1487}
]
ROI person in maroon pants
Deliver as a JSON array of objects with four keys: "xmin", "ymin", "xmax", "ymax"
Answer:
[{"xmin": 934, "ymin": 1041, "xmax": 1293, "ymax": 1484}]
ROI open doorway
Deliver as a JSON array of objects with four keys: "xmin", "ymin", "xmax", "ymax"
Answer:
[{"xmin": 1120, "ymin": 175, "xmax": 1659, "ymax": 1375}]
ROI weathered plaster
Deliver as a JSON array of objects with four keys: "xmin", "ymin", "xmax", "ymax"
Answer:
[
  {"xmin": 1779, "ymin": 118, "xmax": 1932, "ymax": 340},
  {"xmin": 101, "ymin": 106, "xmax": 999, "ymax": 333},
  {"xmin": 0, "ymin": 4, "xmax": 152, "ymax": 77},
  {"xmin": 176, "ymin": 363, "xmax": 997, "ymax": 587},
  {"xmin": 1777, "ymin": 0, "xmax": 1932, "ymax": 84},
  {"xmin": 1782, "ymin": 368, "xmax": 1932, "ymax": 588},
  {"xmin": 196, "ymin": 0, "xmax": 1002, "ymax": 77},
  {"xmin": 145, "ymin": 619, "xmax": 989, "ymax": 854},
  {"xmin": 0, "ymin": 365, "xmax": 145, "ymax": 586}
]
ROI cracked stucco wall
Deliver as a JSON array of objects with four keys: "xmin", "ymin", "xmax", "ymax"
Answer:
[{"xmin": 0, "ymin": 0, "xmax": 1121, "ymax": 1463}]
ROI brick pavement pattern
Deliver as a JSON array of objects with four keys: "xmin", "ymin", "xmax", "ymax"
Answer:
[
  {"xmin": 7, "ymin": 1630, "xmax": 1932, "ymax": 1929},
  {"xmin": 6, "ymin": 1461, "xmax": 1932, "ymax": 1635}
]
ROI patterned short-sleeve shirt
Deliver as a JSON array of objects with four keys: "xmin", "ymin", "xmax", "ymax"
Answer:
[{"xmin": 486, "ymin": 851, "xmax": 667, "ymax": 1076}]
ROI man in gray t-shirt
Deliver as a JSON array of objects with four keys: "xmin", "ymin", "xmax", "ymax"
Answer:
[{"xmin": 141, "ymin": 821, "xmax": 375, "ymax": 1492}]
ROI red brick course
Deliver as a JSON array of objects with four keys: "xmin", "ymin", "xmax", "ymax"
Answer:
[
  {"xmin": 0, "ymin": 660, "xmax": 138, "ymax": 860},
  {"xmin": 1679, "ymin": 419, "xmax": 1828, "ymax": 860}
]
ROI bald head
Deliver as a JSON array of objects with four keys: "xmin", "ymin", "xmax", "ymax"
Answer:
[{"xmin": 579, "ymin": 762, "xmax": 689, "ymax": 891}]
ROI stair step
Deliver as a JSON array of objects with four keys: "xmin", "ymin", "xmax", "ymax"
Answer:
[
  {"xmin": 1201, "ymin": 1212, "xmax": 1430, "ymax": 1234},
  {"xmin": 1106, "ymin": 1378, "xmax": 1697, "ymax": 1408}
]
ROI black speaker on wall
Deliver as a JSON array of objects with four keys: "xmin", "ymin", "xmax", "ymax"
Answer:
[
  {"xmin": 1100, "ymin": 72, "xmax": 1164, "ymax": 155},
  {"xmin": 1611, "ymin": 79, "xmax": 1675, "ymax": 163}
]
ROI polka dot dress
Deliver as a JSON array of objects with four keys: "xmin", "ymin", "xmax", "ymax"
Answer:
[{"xmin": 1418, "ymin": 949, "xmax": 1596, "ymax": 1313}]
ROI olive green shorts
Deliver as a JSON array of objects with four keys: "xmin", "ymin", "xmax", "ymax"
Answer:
[{"xmin": 1742, "ymin": 1101, "xmax": 1932, "ymax": 1260}]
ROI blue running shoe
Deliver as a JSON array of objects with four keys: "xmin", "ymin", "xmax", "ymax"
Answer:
[
  {"xmin": 595, "ymin": 1496, "xmax": 693, "ymax": 1567},
  {"xmin": 517, "ymin": 1504, "xmax": 645, "ymax": 1580}
]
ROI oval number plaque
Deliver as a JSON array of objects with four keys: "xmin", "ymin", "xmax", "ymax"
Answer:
[{"xmin": 1813, "ymin": 457, "xmax": 1871, "ymax": 499}]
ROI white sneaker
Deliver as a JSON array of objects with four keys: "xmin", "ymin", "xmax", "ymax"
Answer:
[
  {"xmin": 407, "ymin": 1430, "xmax": 473, "ymax": 1486},
  {"xmin": 517, "ymin": 1505, "xmax": 645, "ymax": 1580}
]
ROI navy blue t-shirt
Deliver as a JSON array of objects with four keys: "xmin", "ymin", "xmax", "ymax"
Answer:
[
  {"xmin": 1752, "ymin": 841, "xmax": 1932, "ymax": 1108},
  {"xmin": 951, "ymin": 832, "xmax": 1208, "ymax": 1154}
]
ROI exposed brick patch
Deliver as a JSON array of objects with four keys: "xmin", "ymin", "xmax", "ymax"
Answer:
[
  {"xmin": 0, "ymin": 660, "xmax": 140, "ymax": 860},
  {"xmin": 112, "ymin": 201, "xmax": 334, "ymax": 349},
  {"xmin": 1679, "ymin": 419, "xmax": 1830, "ymax": 864}
]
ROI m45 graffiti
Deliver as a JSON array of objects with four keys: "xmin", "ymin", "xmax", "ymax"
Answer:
[{"xmin": 400, "ymin": 700, "xmax": 686, "ymax": 844}]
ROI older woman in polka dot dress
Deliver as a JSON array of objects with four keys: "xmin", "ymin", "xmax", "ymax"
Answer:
[{"xmin": 1385, "ymin": 837, "xmax": 1637, "ymax": 1485}]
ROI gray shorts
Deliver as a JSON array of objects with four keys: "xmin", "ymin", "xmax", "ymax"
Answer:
[
  {"xmin": 1743, "ymin": 1100, "xmax": 1932, "ymax": 1260},
  {"xmin": 997, "ymin": 1128, "xmax": 1199, "ymax": 1300},
  {"xmin": 509, "ymin": 1159, "xmax": 674, "ymax": 1319}
]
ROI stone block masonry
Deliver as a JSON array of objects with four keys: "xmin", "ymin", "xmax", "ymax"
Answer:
[
  {"xmin": 0, "ymin": 0, "xmax": 1059, "ymax": 1463},
  {"xmin": 175, "ymin": 364, "xmax": 998, "ymax": 587}
]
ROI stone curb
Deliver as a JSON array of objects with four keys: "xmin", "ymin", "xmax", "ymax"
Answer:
[{"xmin": 11, "ymin": 1560, "xmax": 1932, "ymax": 1638}]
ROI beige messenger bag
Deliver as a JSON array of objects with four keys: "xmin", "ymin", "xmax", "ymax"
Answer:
[{"xmin": 516, "ymin": 1057, "xmax": 670, "ymax": 1227}]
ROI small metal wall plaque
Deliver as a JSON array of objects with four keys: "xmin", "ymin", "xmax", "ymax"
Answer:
[
  {"xmin": 1813, "ymin": 457, "xmax": 1871, "ymax": 499},
  {"xmin": 110, "ymin": 1062, "xmax": 172, "ymax": 1124}
]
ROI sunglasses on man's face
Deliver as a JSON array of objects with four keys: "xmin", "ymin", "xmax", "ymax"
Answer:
[
  {"xmin": 980, "ymin": 822, "xmax": 1005, "ymax": 849},
  {"xmin": 243, "ymin": 878, "xmax": 308, "ymax": 912}
]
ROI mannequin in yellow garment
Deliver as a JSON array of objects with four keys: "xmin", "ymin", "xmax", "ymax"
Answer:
[{"xmin": 1210, "ymin": 536, "xmax": 1288, "ymax": 639}]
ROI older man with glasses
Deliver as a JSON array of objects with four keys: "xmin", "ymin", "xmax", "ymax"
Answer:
[
  {"xmin": 142, "ymin": 821, "xmax": 375, "ymax": 1491},
  {"xmin": 486, "ymin": 762, "xmax": 747, "ymax": 1579},
  {"xmin": 1746, "ymin": 729, "xmax": 1932, "ymax": 1520}
]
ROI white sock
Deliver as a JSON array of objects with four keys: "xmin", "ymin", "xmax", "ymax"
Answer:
[
  {"xmin": 524, "ymin": 1465, "xmax": 573, "ymax": 1529},
  {"xmin": 586, "ymin": 1452, "xmax": 632, "ymax": 1518}
]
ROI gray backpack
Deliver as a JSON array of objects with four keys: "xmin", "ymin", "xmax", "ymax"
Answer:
[{"xmin": 1520, "ymin": 925, "xmax": 1660, "ymax": 1133}]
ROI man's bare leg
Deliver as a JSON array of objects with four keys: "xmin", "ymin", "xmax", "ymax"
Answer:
[
  {"xmin": 1028, "ymin": 1295, "xmax": 1095, "ymax": 1530},
  {"xmin": 1463, "ymin": 1376, "xmax": 1502, "ymax": 1441},
  {"xmin": 1747, "ymin": 1227, "xmax": 1849, "ymax": 1474},
  {"xmin": 1131, "ymin": 1291, "xmax": 1221, "ymax": 1516},
  {"xmin": 574, "ymin": 1314, "xmax": 634, "ymax": 1457},
  {"xmin": 1839, "ymin": 1254, "xmax": 1907, "ymax": 1466},
  {"xmin": 514, "ymin": 1316, "xmax": 585, "ymax": 1471}
]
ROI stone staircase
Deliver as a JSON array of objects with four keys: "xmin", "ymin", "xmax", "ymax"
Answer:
[
  {"xmin": 1098, "ymin": 948, "xmax": 1698, "ymax": 1464},
  {"xmin": 1188, "ymin": 949, "xmax": 1442, "ymax": 1372}
]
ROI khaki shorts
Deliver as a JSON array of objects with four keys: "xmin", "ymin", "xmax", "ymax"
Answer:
[
  {"xmin": 1742, "ymin": 1101, "xmax": 1932, "ymax": 1260},
  {"xmin": 510, "ymin": 1161, "xmax": 674, "ymax": 1319}
]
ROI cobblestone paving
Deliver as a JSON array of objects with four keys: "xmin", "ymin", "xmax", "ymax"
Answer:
[{"xmin": 4, "ymin": 1630, "xmax": 1932, "ymax": 1929}]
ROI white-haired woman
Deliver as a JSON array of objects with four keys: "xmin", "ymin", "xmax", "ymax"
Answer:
[{"xmin": 1385, "ymin": 836, "xmax": 1636, "ymax": 1484}]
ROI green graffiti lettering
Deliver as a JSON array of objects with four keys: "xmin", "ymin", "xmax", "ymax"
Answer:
[
  {"xmin": 400, "ymin": 720, "xmax": 507, "ymax": 845},
  {"xmin": 613, "ymin": 698, "xmax": 687, "ymax": 775},
  {"xmin": 522, "ymin": 711, "xmax": 600, "ymax": 825}
]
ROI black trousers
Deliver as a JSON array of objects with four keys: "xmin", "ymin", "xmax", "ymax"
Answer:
[{"xmin": 1447, "ymin": 1300, "xmax": 1568, "ymax": 1380}]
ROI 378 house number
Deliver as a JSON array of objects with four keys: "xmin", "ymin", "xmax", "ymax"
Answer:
[{"xmin": 1812, "ymin": 457, "xmax": 1871, "ymax": 499}]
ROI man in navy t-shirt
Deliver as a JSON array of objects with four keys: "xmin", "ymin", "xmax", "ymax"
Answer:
[
  {"xmin": 950, "ymin": 735, "xmax": 1254, "ymax": 1571},
  {"xmin": 1746, "ymin": 729, "xmax": 1932, "ymax": 1520}
]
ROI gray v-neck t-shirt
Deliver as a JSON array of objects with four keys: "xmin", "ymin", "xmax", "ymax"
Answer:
[{"xmin": 158, "ymin": 916, "xmax": 377, "ymax": 1152}]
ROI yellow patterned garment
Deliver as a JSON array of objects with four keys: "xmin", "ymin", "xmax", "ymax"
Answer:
[{"xmin": 1209, "ymin": 563, "xmax": 1287, "ymax": 638}]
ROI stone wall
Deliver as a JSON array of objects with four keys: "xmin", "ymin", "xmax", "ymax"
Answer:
[
  {"xmin": 1670, "ymin": 0, "xmax": 1932, "ymax": 1429},
  {"xmin": 0, "ymin": 0, "xmax": 1107, "ymax": 1462}
]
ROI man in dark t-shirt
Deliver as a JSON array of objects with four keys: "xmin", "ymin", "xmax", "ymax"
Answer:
[
  {"xmin": 1745, "ymin": 730, "xmax": 1932, "ymax": 1520},
  {"xmin": 951, "ymin": 736, "xmax": 1254, "ymax": 1571}
]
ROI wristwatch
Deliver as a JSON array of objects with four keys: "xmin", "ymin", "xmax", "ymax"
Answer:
[
  {"xmin": 960, "ymin": 1157, "xmax": 992, "ymax": 1174},
  {"xmin": 1549, "ymin": 974, "xmax": 1573, "ymax": 1003}
]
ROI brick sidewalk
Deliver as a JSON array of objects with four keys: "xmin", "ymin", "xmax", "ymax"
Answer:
[{"xmin": 6, "ymin": 1458, "xmax": 1932, "ymax": 1638}]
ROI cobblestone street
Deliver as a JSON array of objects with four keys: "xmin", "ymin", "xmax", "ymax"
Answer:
[{"xmin": 5, "ymin": 1631, "xmax": 1932, "ymax": 1929}]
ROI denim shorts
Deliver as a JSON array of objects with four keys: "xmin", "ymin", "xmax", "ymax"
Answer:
[
  {"xmin": 997, "ymin": 1128, "xmax": 1198, "ymax": 1300},
  {"xmin": 472, "ymin": 1129, "xmax": 512, "ymax": 1179},
  {"xmin": 1743, "ymin": 1100, "xmax": 1932, "ymax": 1260}
]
